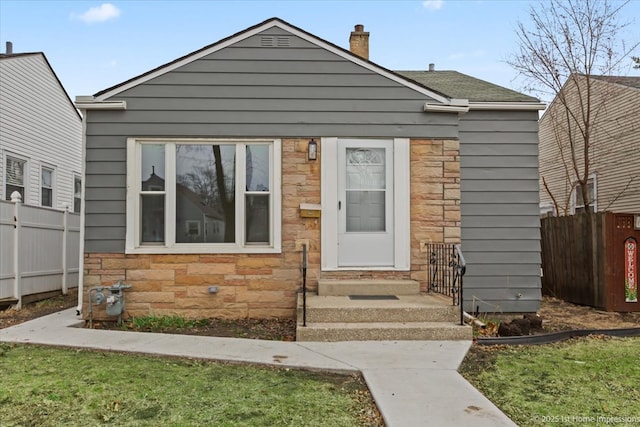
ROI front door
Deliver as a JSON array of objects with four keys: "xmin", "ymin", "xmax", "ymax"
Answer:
[{"xmin": 337, "ymin": 139, "xmax": 394, "ymax": 267}]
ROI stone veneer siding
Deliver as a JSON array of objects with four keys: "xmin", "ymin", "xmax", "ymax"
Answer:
[{"xmin": 83, "ymin": 138, "xmax": 459, "ymax": 319}]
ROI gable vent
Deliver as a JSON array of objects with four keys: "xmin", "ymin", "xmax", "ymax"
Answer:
[
  {"xmin": 261, "ymin": 36, "xmax": 290, "ymax": 47},
  {"xmin": 276, "ymin": 36, "xmax": 290, "ymax": 47},
  {"xmin": 261, "ymin": 36, "xmax": 275, "ymax": 47}
]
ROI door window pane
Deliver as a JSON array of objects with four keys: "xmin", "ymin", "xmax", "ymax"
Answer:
[
  {"xmin": 345, "ymin": 148, "xmax": 386, "ymax": 232},
  {"xmin": 346, "ymin": 191, "xmax": 385, "ymax": 232},
  {"xmin": 175, "ymin": 144, "xmax": 235, "ymax": 243}
]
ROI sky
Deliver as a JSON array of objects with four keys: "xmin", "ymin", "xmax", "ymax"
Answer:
[{"xmin": 1, "ymin": 0, "xmax": 639, "ymax": 103}]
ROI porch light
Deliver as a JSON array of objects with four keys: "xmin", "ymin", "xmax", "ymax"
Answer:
[{"xmin": 308, "ymin": 139, "xmax": 318, "ymax": 161}]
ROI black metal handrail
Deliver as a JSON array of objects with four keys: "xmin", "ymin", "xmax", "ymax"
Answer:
[
  {"xmin": 428, "ymin": 243, "xmax": 466, "ymax": 325},
  {"xmin": 301, "ymin": 243, "xmax": 308, "ymax": 327}
]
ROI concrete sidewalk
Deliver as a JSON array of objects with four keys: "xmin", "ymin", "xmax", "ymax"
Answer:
[{"xmin": 0, "ymin": 309, "xmax": 516, "ymax": 427}]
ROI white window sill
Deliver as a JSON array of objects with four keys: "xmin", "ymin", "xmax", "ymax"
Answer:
[
  {"xmin": 321, "ymin": 266, "xmax": 411, "ymax": 272},
  {"xmin": 125, "ymin": 244, "xmax": 281, "ymax": 255}
]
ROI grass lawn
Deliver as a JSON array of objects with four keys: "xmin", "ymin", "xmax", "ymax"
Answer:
[
  {"xmin": 460, "ymin": 336, "xmax": 640, "ymax": 427},
  {"xmin": 0, "ymin": 344, "xmax": 378, "ymax": 426}
]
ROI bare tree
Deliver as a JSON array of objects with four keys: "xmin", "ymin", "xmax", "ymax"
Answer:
[{"xmin": 508, "ymin": 0, "xmax": 639, "ymax": 214}]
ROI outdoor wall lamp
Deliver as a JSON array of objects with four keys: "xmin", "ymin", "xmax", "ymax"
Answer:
[{"xmin": 308, "ymin": 139, "xmax": 318, "ymax": 161}]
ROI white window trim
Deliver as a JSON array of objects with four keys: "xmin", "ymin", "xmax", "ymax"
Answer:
[
  {"xmin": 40, "ymin": 163, "xmax": 56, "ymax": 208},
  {"xmin": 321, "ymin": 137, "xmax": 410, "ymax": 271},
  {"xmin": 4, "ymin": 152, "xmax": 29, "ymax": 202},
  {"xmin": 126, "ymin": 137, "xmax": 281, "ymax": 254},
  {"xmin": 571, "ymin": 174, "xmax": 597, "ymax": 214}
]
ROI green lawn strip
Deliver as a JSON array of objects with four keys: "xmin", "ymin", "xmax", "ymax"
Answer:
[
  {"xmin": 0, "ymin": 344, "xmax": 373, "ymax": 426},
  {"xmin": 460, "ymin": 337, "xmax": 640, "ymax": 426}
]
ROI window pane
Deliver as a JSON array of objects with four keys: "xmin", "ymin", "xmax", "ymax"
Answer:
[
  {"xmin": 42, "ymin": 188, "xmax": 52, "ymax": 207},
  {"xmin": 346, "ymin": 190, "xmax": 385, "ymax": 232},
  {"xmin": 6, "ymin": 184, "xmax": 24, "ymax": 201},
  {"xmin": 246, "ymin": 194, "xmax": 270, "ymax": 243},
  {"xmin": 41, "ymin": 169, "xmax": 52, "ymax": 187},
  {"xmin": 74, "ymin": 177, "xmax": 81, "ymax": 213},
  {"xmin": 74, "ymin": 177, "xmax": 82, "ymax": 197},
  {"xmin": 246, "ymin": 145, "xmax": 270, "ymax": 191},
  {"xmin": 141, "ymin": 194, "xmax": 165, "ymax": 243},
  {"xmin": 141, "ymin": 145, "xmax": 165, "ymax": 190},
  {"xmin": 346, "ymin": 148, "xmax": 385, "ymax": 190},
  {"xmin": 176, "ymin": 144, "xmax": 235, "ymax": 243},
  {"xmin": 6, "ymin": 157, "xmax": 25, "ymax": 186},
  {"xmin": 576, "ymin": 179, "xmax": 595, "ymax": 207}
]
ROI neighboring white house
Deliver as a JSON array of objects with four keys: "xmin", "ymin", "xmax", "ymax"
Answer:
[{"xmin": 0, "ymin": 45, "xmax": 82, "ymax": 211}]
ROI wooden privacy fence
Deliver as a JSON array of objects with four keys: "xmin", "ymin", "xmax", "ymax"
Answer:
[
  {"xmin": 541, "ymin": 212, "xmax": 639, "ymax": 312},
  {"xmin": 0, "ymin": 198, "xmax": 80, "ymax": 308}
]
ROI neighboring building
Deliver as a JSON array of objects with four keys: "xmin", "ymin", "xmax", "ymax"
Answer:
[
  {"xmin": 539, "ymin": 74, "xmax": 640, "ymax": 216},
  {"xmin": 77, "ymin": 18, "xmax": 544, "ymax": 320},
  {"xmin": 0, "ymin": 44, "xmax": 83, "ymax": 212}
]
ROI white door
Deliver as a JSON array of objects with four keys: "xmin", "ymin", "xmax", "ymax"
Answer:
[{"xmin": 337, "ymin": 139, "xmax": 394, "ymax": 267}]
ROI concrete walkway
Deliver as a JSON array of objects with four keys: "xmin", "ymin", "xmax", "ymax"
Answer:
[{"xmin": 0, "ymin": 309, "xmax": 516, "ymax": 427}]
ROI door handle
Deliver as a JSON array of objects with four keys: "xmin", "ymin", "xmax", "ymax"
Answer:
[{"xmin": 338, "ymin": 201, "xmax": 341, "ymax": 210}]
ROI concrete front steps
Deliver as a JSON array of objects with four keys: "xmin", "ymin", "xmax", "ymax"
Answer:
[{"xmin": 296, "ymin": 280, "xmax": 472, "ymax": 342}]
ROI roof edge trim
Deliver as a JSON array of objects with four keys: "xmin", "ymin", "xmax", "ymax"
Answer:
[
  {"xmin": 75, "ymin": 97, "xmax": 127, "ymax": 110},
  {"xmin": 469, "ymin": 102, "xmax": 546, "ymax": 111},
  {"xmin": 424, "ymin": 103, "xmax": 469, "ymax": 113}
]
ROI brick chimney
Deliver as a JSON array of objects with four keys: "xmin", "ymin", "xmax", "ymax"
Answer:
[{"xmin": 349, "ymin": 24, "xmax": 369, "ymax": 60}]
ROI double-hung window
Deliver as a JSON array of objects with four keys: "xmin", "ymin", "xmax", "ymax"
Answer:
[
  {"xmin": 73, "ymin": 175, "xmax": 82, "ymax": 213},
  {"xmin": 126, "ymin": 138, "xmax": 281, "ymax": 253},
  {"xmin": 5, "ymin": 156, "xmax": 26, "ymax": 201},
  {"xmin": 41, "ymin": 166, "xmax": 54, "ymax": 207}
]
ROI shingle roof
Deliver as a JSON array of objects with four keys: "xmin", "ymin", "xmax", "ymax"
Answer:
[
  {"xmin": 396, "ymin": 70, "xmax": 539, "ymax": 102},
  {"xmin": 589, "ymin": 75, "xmax": 640, "ymax": 89}
]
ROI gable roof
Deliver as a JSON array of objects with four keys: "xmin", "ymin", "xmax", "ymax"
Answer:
[
  {"xmin": 397, "ymin": 70, "xmax": 539, "ymax": 103},
  {"xmin": 92, "ymin": 17, "xmax": 452, "ymax": 105},
  {"xmin": 540, "ymin": 73, "xmax": 640, "ymax": 123},
  {"xmin": 589, "ymin": 75, "xmax": 640, "ymax": 90},
  {"xmin": 0, "ymin": 52, "xmax": 82, "ymax": 120}
]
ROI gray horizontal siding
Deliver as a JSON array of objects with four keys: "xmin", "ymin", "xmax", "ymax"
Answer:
[
  {"xmin": 463, "ymin": 180, "xmax": 539, "ymax": 192},
  {"xmin": 85, "ymin": 27, "xmax": 457, "ymax": 252},
  {"xmin": 463, "ymin": 228, "xmax": 540, "ymax": 239},
  {"xmin": 119, "ymin": 85, "xmax": 429, "ymax": 100},
  {"xmin": 460, "ymin": 109, "xmax": 541, "ymax": 313},
  {"xmin": 87, "ymin": 111, "xmax": 453, "ymax": 126},
  {"xmin": 462, "ymin": 239, "xmax": 541, "ymax": 252},
  {"xmin": 86, "ymin": 123, "xmax": 455, "ymax": 138}
]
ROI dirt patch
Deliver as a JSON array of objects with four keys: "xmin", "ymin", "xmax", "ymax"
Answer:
[
  {"xmin": 92, "ymin": 317, "xmax": 298, "ymax": 341},
  {"xmin": 538, "ymin": 296, "xmax": 640, "ymax": 330},
  {"xmin": 474, "ymin": 296, "xmax": 640, "ymax": 337},
  {"xmin": 4, "ymin": 293, "xmax": 640, "ymax": 339},
  {"xmin": 0, "ymin": 292, "xmax": 78, "ymax": 329}
]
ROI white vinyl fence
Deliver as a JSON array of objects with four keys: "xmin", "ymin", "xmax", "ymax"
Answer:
[{"xmin": 0, "ymin": 197, "xmax": 80, "ymax": 308}]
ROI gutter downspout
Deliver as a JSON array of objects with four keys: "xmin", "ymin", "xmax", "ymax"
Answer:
[{"xmin": 76, "ymin": 108, "xmax": 87, "ymax": 316}]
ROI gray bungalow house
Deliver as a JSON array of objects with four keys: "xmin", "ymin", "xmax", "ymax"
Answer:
[{"xmin": 76, "ymin": 18, "xmax": 544, "ymax": 328}]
